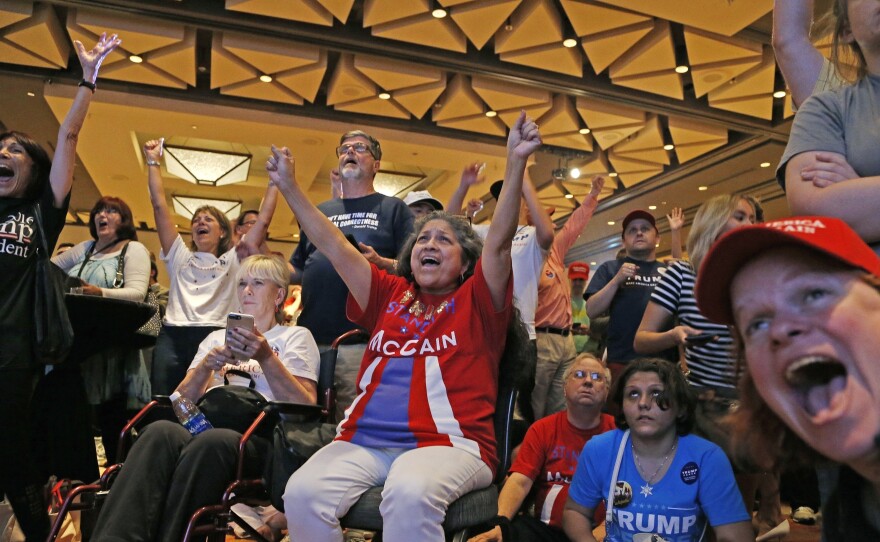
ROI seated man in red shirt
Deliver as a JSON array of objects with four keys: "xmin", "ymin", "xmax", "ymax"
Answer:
[{"xmin": 469, "ymin": 353, "xmax": 615, "ymax": 542}]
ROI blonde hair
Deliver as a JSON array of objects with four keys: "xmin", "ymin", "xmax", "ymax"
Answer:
[
  {"xmin": 824, "ymin": 0, "xmax": 866, "ymax": 82},
  {"xmin": 688, "ymin": 195, "xmax": 753, "ymax": 275},
  {"xmin": 237, "ymin": 255, "xmax": 290, "ymax": 321}
]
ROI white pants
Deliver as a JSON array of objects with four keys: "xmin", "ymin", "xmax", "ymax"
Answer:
[{"xmin": 284, "ymin": 441, "xmax": 492, "ymax": 542}]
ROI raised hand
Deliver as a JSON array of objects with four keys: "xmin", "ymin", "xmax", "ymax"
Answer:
[
  {"xmin": 330, "ymin": 168, "xmax": 343, "ymax": 198},
  {"xmin": 465, "ymin": 198, "xmax": 484, "ymax": 219},
  {"xmin": 74, "ymin": 32, "xmax": 122, "ymax": 84},
  {"xmin": 266, "ymin": 145, "xmax": 296, "ymax": 191},
  {"xmin": 508, "ymin": 110, "xmax": 542, "ymax": 160},
  {"xmin": 143, "ymin": 138, "xmax": 164, "ymax": 163},
  {"xmin": 460, "ymin": 162, "xmax": 486, "ymax": 188},
  {"xmin": 589, "ymin": 175, "xmax": 605, "ymax": 200},
  {"xmin": 666, "ymin": 207, "xmax": 684, "ymax": 231}
]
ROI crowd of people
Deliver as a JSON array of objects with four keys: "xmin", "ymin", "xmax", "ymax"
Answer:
[{"xmin": 4, "ymin": 1, "xmax": 880, "ymax": 540}]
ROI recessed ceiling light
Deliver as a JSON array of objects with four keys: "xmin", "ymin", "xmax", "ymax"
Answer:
[
  {"xmin": 565, "ymin": 193, "xmax": 574, "ymax": 199},
  {"xmin": 663, "ymin": 144, "xmax": 675, "ymax": 151},
  {"xmin": 609, "ymin": 172, "xmax": 618, "ymax": 177},
  {"xmin": 648, "ymin": 205, "xmax": 657, "ymax": 210},
  {"xmin": 675, "ymin": 65, "xmax": 689, "ymax": 74},
  {"xmin": 590, "ymin": 261, "xmax": 597, "ymax": 266},
  {"xmin": 26, "ymin": 92, "xmax": 35, "ymax": 97},
  {"xmin": 259, "ymin": 74, "xmax": 273, "ymax": 83},
  {"xmin": 562, "ymin": 38, "xmax": 578, "ymax": 48},
  {"xmin": 579, "ymin": 128, "xmax": 590, "ymax": 134},
  {"xmin": 773, "ymin": 90, "xmax": 787, "ymax": 98},
  {"xmin": 378, "ymin": 92, "xmax": 391, "ymax": 100},
  {"xmin": 760, "ymin": 162, "xmax": 771, "ymax": 168},
  {"xmin": 432, "ymin": 8, "xmax": 447, "ymax": 18},
  {"xmin": 607, "ymin": 221, "xmax": 616, "ymax": 226},
  {"xmin": 698, "ymin": 186, "xmax": 708, "ymax": 191},
  {"xmin": 129, "ymin": 55, "xmax": 143, "ymax": 64},
  {"xmin": 570, "ymin": 167, "xmax": 581, "ymax": 179},
  {"xmin": 485, "ymin": 110, "xmax": 497, "ymax": 117},
  {"xmin": 192, "ymin": 125, "xmax": 198, "ymax": 130}
]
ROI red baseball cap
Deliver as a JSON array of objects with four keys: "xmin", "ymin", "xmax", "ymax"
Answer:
[
  {"xmin": 568, "ymin": 262, "xmax": 590, "ymax": 280},
  {"xmin": 696, "ymin": 216, "xmax": 880, "ymax": 325}
]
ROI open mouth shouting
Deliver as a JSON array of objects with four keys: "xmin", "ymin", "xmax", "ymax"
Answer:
[
  {"xmin": 785, "ymin": 354, "xmax": 848, "ymax": 422},
  {"xmin": 0, "ymin": 164, "xmax": 13, "ymax": 182},
  {"xmin": 420, "ymin": 254, "xmax": 440, "ymax": 268}
]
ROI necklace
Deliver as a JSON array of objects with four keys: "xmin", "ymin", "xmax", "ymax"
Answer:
[
  {"xmin": 398, "ymin": 289, "xmax": 450, "ymax": 320},
  {"xmin": 633, "ymin": 438, "xmax": 677, "ymax": 498}
]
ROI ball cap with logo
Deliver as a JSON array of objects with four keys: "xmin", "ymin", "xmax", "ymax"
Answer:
[
  {"xmin": 403, "ymin": 190, "xmax": 443, "ymax": 211},
  {"xmin": 568, "ymin": 261, "xmax": 590, "ymax": 280},
  {"xmin": 621, "ymin": 210, "xmax": 657, "ymax": 233},
  {"xmin": 695, "ymin": 216, "xmax": 880, "ymax": 325}
]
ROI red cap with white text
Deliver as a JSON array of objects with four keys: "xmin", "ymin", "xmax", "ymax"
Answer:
[{"xmin": 695, "ymin": 216, "xmax": 880, "ymax": 325}]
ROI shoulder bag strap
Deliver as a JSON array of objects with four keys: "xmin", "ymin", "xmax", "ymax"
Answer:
[
  {"xmin": 32, "ymin": 202, "xmax": 50, "ymax": 261},
  {"xmin": 76, "ymin": 241, "xmax": 97, "ymax": 279},
  {"xmin": 112, "ymin": 241, "xmax": 130, "ymax": 288},
  {"xmin": 605, "ymin": 429, "xmax": 630, "ymax": 530}
]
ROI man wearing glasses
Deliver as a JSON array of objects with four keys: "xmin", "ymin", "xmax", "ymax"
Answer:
[
  {"xmin": 468, "ymin": 354, "xmax": 615, "ymax": 542},
  {"xmin": 289, "ymin": 130, "xmax": 414, "ymax": 420}
]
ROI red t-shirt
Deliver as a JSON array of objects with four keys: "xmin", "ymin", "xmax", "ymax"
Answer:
[
  {"xmin": 339, "ymin": 259, "xmax": 513, "ymax": 475},
  {"xmin": 510, "ymin": 411, "xmax": 615, "ymax": 528}
]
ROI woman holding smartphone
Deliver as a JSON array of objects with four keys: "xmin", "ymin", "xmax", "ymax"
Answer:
[
  {"xmin": 90, "ymin": 255, "xmax": 319, "ymax": 542},
  {"xmin": 142, "ymin": 139, "xmax": 279, "ymax": 394}
]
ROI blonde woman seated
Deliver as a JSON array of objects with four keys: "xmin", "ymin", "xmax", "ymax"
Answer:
[{"xmin": 90, "ymin": 255, "xmax": 319, "ymax": 542}]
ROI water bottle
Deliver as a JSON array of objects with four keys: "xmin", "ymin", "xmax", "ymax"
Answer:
[{"xmin": 169, "ymin": 391, "xmax": 213, "ymax": 436}]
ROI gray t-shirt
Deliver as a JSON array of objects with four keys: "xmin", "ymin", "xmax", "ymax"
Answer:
[{"xmin": 777, "ymin": 75, "xmax": 880, "ymax": 188}]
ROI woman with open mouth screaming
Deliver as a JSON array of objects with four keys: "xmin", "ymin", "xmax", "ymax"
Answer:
[
  {"xmin": 141, "ymin": 138, "xmax": 278, "ymax": 395},
  {"xmin": 696, "ymin": 215, "xmax": 880, "ymax": 539},
  {"xmin": 0, "ymin": 32, "xmax": 120, "ymax": 541}
]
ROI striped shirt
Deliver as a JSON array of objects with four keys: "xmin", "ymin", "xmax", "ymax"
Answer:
[{"xmin": 650, "ymin": 260, "xmax": 738, "ymax": 390}]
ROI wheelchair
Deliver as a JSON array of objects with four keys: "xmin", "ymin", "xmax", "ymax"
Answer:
[{"xmin": 47, "ymin": 328, "xmax": 365, "ymax": 542}]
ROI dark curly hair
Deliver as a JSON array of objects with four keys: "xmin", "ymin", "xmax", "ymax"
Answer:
[
  {"xmin": 395, "ymin": 211, "xmax": 483, "ymax": 286},
  {"xmin": 611, "ymin": 358, "xmax": 696, "ymax": 436},
  {"xmin": 0, "ymin": 131, "xmax": 52, "ymax": 200},
  {"xmin": 190, "ymin": 205, "xmax": 233, "ymax": 256},
  {"xmin": 88, "ymin": 196, "xmax": 137, "ymax": 241}
]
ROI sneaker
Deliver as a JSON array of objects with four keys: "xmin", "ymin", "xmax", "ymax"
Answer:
[{"xmin": 792, "ymin": 506, "xmax": 817, "ymax": 525}]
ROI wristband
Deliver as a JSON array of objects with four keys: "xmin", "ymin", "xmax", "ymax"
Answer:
[
  {"xmin": 78, "ymin": 80, "xmax": 96, "ymax": 93},
  {"xmin": 146, "ymin": 159, "xmax": 161, "ymax": 167}
]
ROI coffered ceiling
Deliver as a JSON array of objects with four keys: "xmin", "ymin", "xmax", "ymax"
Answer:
[{"xmin": 0, "ymin": 0, "xmax": 832, "ymax": 263}]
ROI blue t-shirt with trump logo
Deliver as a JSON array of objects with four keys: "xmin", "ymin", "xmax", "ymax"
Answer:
[{"xmin": 568, "ymin": 430, "xmax": 748, "ymax": 542}]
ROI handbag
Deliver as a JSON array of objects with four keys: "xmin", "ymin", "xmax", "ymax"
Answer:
[
  {"xmin": 80, "ymin": 241, "xmax": 161, "ymax": 345},
  {"xmin": 265, "ymin": 413, "xmax": 336, "ymax": 510},
  {"xmin": 33, "ymin": 202, "xmax": 74, "ymax": 365},
  {"xmin": 196, "ymin": 369, "xmax": 269, "ymax": 436}
]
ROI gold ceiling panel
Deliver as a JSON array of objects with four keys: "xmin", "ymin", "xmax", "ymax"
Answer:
[
  {"xmin": 580, "ymin": 20, "xmax": 653, "ymax": 75},
  {"xmin": 605, "ymin": 153, "xmax": 664, "ymax": 188},
  {"xmin": 224, "ymin": 36, "xmax": 320, "ymax": 75},
  {"xmin": 594, "ymin": 0, "xmax": 772, "ymax": 38},
  {"xmin": 500, "ymin": 42, "xmax": 583, "ymax": 77},
  {"xmin": 667, "ymin": 117, "xmax": 727, "ymax": 164},
  {"xmin": 537, "ymin": 95, "xmax": 593, "ymax": 152},
  {"xmin": 354, "ymin": 55, "xmax": 443, "ymax": 91},
  {"xmin": 497, "ymin": 105, "xmax": 553, "ymax": 129},
  {"xmin": 370, "ymin": 11, "xmax": 467, "ymax": 53},
  {"xmin": 608, "ymin": 20, "xmax": 682, "ymax": 100},
  {"xmin": 274, "ymin": 54, "xmax": 328, "ymax": 103},
  {"xmin": 390, "ymin": 77, "xmax": 447, "ymax": 119},
  {"xmin": 334, "ymin": 95, "xmax": 412, "ymax": 119},
  {"xmin": 561, "ymin": 0, "xmax": 650, "ymax": 37},
  {"xmin": 363, "ymin": 0, "xmax": 428, "ymax": 27},
  {"xmin": 561, "ymin": 155, "xmax": 618, "ymax": 200},
  {"xmin": 68, "ymin": 9, "xmax": 194, "ymax": 88},
  {"xmin": 536, "ymin": 182, "xmax": 576, "ymax": 212},
  {"xmin": 435, "ymin": 113, "xmax": 507, "ymax": 136},
  {"xmin": 472, "ymin": 76, "xmax": 550, "ymax": 112},
  {"xmin": 576, "ymin": 98, "xmax": 646, "ymax": 150},
  {"xmin": 326, "ymin": 53, "xmax": 377, "ymax": 106},
  {"xmin": 315, "ymin": 0, "xmax": 356, "ymax": 23},
  {"xmin": 225, "ymin": 0, "xmax": 335, "ymax": 26},
  {"xmin": 494, "ymin": 0, "xmax": 561, "ymax": 54},
  {"xmin": 449, "ymin": 0, "xmax": 521, "ymax": 50},
  {"xmin": 707, "ymin": 49, "xmax": 776, "ymax": 119},
  {"xmin": 433, "ymin": 74, "xmax": 485, "ymax": 122},
  {"xmin": 0, "ymin": 2, "xmax": 69, "ymax": 69},
  {"xmin": 222, "ymin": 78, "xmax": 305, "ymax": 105},
  {"xmin": 684, "ymin": 27, "xmax": 763, "ymax": 97},
  {"xmin": 611, "ymin": 115, "xmax": 669, "ymax": 165}
]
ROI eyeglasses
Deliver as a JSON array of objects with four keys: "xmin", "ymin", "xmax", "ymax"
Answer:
[
  {"xmin": 336, "ymin": 142, "xmax": 372, "ymax": 157},
  {"xmin": 570, "ymin": 370, "xmax": 603, "ymax": 382}
]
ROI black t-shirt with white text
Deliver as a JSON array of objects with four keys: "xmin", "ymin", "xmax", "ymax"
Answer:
[
  {"xmin": 290, "ymin": 193, "xmax": 413, "ymax": 344},
  {"xmin": 0, "ymin": 186, "xmax": 68, "ymax": 369}
]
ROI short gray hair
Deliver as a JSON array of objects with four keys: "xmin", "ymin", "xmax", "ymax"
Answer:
[
  {"xmin": 340, "ymin": 130, "xmax": 382, "ymax": 160},
  {"xmin": 564, "ymin": 353, "xmax": 608, "ymax": 384}
]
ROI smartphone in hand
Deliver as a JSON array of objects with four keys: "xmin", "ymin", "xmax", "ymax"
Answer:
[
  {"xmin": 226, "ymin": 312, "xmax": 255, "ymax": 361},
  {"xmin": 684, "ymin": 332, "xmax": 718, "ymax": 346}
]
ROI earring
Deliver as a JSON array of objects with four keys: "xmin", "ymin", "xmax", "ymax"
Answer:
[{"xmin": 459, "ymin": 273, "xmax": 465, "ymax": 285}]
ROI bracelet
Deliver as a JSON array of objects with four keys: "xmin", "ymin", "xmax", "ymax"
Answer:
[
  {"xmin": 146, "ymin": 159, "xmax": 161, "ymax": 167},
  {"xmin": 78, "ymin": 80, "xmax": 96, "ymax": 93}
]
